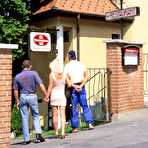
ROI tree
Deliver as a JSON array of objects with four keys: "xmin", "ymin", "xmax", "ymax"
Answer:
[
  {"xmin": 0, "ymin": 0, "xmax": 30, "ymax": 60},
  {"xmin": 25, "ymin": 0, "xmax": 41, "ymax": 13}
]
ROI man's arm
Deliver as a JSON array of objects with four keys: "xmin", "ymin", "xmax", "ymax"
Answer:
[
  {"xmin": 69, "ymin": 71, "xmax": 89, "ymax": 92},
  {"xmin": 44, "ymin": 74, "xmax": 53, "ymax": 103},
  {"xmin": 80, "ymin": 70, "xmax": 89, "ymax": 89},
  {"xmin": 74, "ymin": 70, "xmax": 89, "ymax": 92},
  {"xmin": 39, "ymin": 83, "xmax": 47, "ymax": 96},
  {"xmin": 14, "ymin": 90, "xmax": 20, "ymax": 110}
]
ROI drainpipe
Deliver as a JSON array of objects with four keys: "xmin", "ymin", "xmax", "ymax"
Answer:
[
  {"xmin": 120, "ymin": 0, "xmax": 123, "ymax": 39},
  {"xmin": 56, "ymin": 26, "xmax": 64, "ymax": 69},
  {"xmin": 77, "ymin": 14, "xmax": 80, "ymax": 61}
]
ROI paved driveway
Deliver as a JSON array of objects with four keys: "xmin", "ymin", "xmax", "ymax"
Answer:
[{"xmin": 11, "ymin": 108, "xmax": 148, "ymax": 148}]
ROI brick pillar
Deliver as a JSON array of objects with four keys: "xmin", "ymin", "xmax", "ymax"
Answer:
[
  {"xmin": 0, "ymin": 44, "xmax": 18, "ymax": 148},
  {"xmin": 104, "ymin": 40, "xmax": 144, "ymax": 121}
]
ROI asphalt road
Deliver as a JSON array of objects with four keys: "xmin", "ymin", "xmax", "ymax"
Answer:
[{"xmin": 11, "ymin": 107, "xmax": 148, "ymax": 148}]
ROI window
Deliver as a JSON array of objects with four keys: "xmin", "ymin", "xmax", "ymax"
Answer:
[
  {"xmin": 64, "ymin": 31, "xmax": 69, "ymax": 42},
  {"xmin": 51, "ymin": 31, "xmax": 70, "ymax": 44},
  {"xmin": 112, "ymin": 34, "xmax": 120, "ymax": 39},
  {"xmin": 51, "ymin": 33, "xmax": 56, "ymax": 44}
]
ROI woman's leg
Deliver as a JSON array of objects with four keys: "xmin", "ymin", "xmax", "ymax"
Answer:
[
  {"xmin": 60, "ymin": 106, "xmax": 66, "ymax": 136},
  {"xmin": 52, "ymin": 106, "xmax": 58, "ymax": 135}
]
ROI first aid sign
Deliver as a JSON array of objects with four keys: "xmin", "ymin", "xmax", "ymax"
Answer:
[{"xmin": 30, "ymin": 32, "xmax": 51, "ymax": 52}]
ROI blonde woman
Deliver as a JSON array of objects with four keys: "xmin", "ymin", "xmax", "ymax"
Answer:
[{"xmin": 44, "ymin": 58, "xmax": 71, "ymax": 139}]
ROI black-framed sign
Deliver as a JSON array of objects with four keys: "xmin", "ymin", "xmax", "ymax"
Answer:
[
  {"xmin": 105, "ymin": 7, "xmax": 140, "ymax": 21},
  {"xmin": 122, "ymin": 46, "xmax": 140, "ymax": 66}
]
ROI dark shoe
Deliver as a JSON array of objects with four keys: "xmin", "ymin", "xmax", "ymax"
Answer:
[
  {"xmin": 60, "ymin": 135, "xmax": 65, "ymax": 139},
  {"xmin": 55, "ymin": 134, "xmax": 59, "ymax": 139},
  {"xmin": 24, "ymin": 140, "xmax": 31, "ymax": 145},
  {"xmin": 36, "ymin": 134, "xmax": 45, "ymax": 142}
]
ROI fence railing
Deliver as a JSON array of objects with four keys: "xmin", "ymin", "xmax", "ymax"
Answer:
[
  {"xmin": 78, "ymin": 68, "xmax": 111, "ymax": 123},
  {"xmin": 143, "ymin": 53, "xmax": 148, "ymax": 95}
]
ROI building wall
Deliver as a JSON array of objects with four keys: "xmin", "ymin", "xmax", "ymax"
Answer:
[
  {"xmin": 32, "ymin": 16, "xmax": 121, "ymax": 67},
  {"xmin": 30, "ymin": 16, "xmax": 122, "ymax": 129},
  {"xmin": 79, "ymin": 18, "xmax": 121, "ymax": 68},
  {"xmin": 113, "ymin": 0, "xmax": 148, "ymax": 53},
  {"xmin": 121, "ymin": 1, "xmax": 148, "ymax": 99}
]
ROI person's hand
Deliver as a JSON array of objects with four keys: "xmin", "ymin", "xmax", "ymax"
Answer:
[
  {"xmin": 75, "ymin": 85, "xmax": 82, "ymax": 92},
  {"xmin": 17, "ymin": 102, "xmax": 20, "ymax": 110},
  {"xmin": 67, "ymin": 83, "xmax": 72, "ymax": 88},
  {"xmin": 44, "ymin": 97, "xmax": 49, "ymax": 104}
]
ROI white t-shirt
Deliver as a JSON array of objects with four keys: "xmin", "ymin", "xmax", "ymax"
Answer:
[{"xmin": 64, "ymin": 60, "xmax": 87, "ymax": 83}]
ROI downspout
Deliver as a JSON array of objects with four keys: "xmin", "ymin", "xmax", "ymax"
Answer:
[
  {"xmin": 77, "ymin": 14, "xmax": 80, "ymax": 61},
  {"xmin": 120, "ymin": 0, "xmax": 123, "ymax": 39}
]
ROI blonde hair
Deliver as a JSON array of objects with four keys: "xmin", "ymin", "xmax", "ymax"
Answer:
[{"xmin": 49, "ymin": 58, "xmax": 63, "ymax": 73}]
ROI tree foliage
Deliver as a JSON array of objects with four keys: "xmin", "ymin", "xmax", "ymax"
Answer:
[{"xmin": 0, "ymin": 0, "xmax": 30, "ymax": 60}]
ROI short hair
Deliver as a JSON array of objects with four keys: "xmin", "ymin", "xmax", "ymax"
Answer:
[
  {"xmin": 49, "ymin": 58, "xmax": 63, "ymax": 73},
  {"xmin": 22, "ymin": 60, "xmax": 31, "ymax": 68},
  {"xmin": 68, "ymin": 50, "xmax": 76, "ymax": 60}
]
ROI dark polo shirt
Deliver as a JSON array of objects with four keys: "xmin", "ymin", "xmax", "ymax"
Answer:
[{"xmin": 13, "ymin": 70, "xmax": 42, "ymax": 94}]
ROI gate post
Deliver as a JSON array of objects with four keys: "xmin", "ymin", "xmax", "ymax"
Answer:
[
  {"xmin": 104, "ymin": 40, "xmax": 144, "ymax": 121},
  {"xmin": 0, "ymin": 44, "xmax": 18, "ymax": 147}
]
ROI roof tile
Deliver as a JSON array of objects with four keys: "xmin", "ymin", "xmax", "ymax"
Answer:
[{"xmin": 34, "ymin": 0, "xmax": 118, "ymax": 16}]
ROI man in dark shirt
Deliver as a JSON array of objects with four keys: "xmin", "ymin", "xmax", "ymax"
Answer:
[{"xmin": 13, "ymin": 60, "xmax": 47, "ymax": 145}]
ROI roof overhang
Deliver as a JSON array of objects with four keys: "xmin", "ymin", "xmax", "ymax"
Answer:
[{"xmin": 31, "ymin": 8, "xmax": 134, "ymax": 23}]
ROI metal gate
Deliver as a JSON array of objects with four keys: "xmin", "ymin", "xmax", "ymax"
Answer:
[
  {"xmin": 78, "ymin": 68, "xmax": 111, "ymax": 123},
  {"xmin": 47, "ymin": 68, "xmax": 111, "ymax": 130},
  {"xmin": 143, "ymin": 53, "xmax": 148, "ymax": 95}
]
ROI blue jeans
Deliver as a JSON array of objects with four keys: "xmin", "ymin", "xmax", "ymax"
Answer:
[
  {"xmin": 70, "ymin": 86, "xmax": 94, "ymax": 128},
  {"xmin": 20, "ymin": 94, "xmax": 41, "ymax": 142}
]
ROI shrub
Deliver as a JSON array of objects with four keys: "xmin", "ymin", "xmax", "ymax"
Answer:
[{"xmin": 11, "ymin": 103, "xmax": 22, "ymax": 136}]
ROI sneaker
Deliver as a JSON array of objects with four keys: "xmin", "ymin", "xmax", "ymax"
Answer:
[{"xmin": 36, "ymin": 134, "xmax": 45, "ymax": 142}]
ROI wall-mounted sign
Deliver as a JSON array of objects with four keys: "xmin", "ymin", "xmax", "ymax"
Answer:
[
  {"xmin": 122, "ymin": 46, "xmax": 140, "ymax": 66},
  {"xmin": 105, "ymin": 7, "xmax": 140, "ymax": 21},
  {"xmin": 30, "ymin": 32, "xmax": 51, "ymax": 52}
]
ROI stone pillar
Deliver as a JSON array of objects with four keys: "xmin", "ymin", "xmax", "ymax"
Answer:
[
  {"xmin": 0, "ymin": 44, "xmax": 18, "ymax": 148},
  {"xmin": 104, "ymin": 40, "xmax": 144, "ymax": 121}
]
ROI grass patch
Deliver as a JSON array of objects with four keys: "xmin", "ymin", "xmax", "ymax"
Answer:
[{"xmin": 11, "ymin": 120, "xmax": 105, "ymax": 140}]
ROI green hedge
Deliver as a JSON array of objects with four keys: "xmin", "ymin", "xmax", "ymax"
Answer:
[{"xmin": 11, "ymin": 103, "xmax": 22, "ymax": 136}]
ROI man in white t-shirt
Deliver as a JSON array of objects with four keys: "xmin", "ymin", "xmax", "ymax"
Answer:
[{"xmin": 64, "ymin": 50, "xmax": 94, "ymax": 133}]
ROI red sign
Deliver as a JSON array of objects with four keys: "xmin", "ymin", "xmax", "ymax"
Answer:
[
  {"xmin": 30, "ymin": 32, "xmax": 51, "ymax": 52},
  {"xmin": 124, "ymin": 49, "xmax": 139, "ymax": 53},
  {"xmin": 33, "ymin": 34, "xmax": 49, "ymax": 46},
  {"xmin": 122, "ymin": 46, "xmax": 140, "ymax": 65},
  {"xmin": 106, "ymin": 7, "xmax": 140, "ymax": 21}
]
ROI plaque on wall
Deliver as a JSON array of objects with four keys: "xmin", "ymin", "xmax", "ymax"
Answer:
[{"xmin": 122, "ymin": 46, "xmax": 140, "ymax": 65}]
